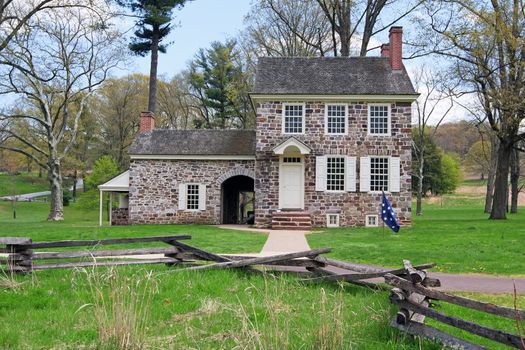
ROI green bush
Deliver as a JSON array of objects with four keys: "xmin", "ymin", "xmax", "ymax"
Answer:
[
  {"xmin": 63, "ymin": 190, "xmax": 72, "ymax": 206},
  {"xmin": 85, "ymin": 156, "xmax": 119, "ymax": 190}
]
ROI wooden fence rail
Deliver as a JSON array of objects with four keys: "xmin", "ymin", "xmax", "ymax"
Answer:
[
  {"xmin": 386, "ymin": 260, "xmax": 525, "ymax": 350},
  {"xmin": 0, "ymin": 235, "xmax": 192, "ymax": 272}
]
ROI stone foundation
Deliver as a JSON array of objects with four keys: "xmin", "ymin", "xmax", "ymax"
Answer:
[{"xmin": 111, "ymin": 208, "xmax": 129, "ymax": 226}]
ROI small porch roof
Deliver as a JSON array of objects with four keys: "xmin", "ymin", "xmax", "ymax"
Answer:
[
  {"xmin": 272, "ymin": 137, "xmax": 311, "ymax": 155},
  {"xmin": 98, "ymin": 171, "xmax": 129, "ymax": 192}
]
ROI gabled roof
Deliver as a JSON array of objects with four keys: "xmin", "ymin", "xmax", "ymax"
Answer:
[
  {"xmin": 251, "ymin": 57, "xmax": 416, "ymax": 96},
  {"xmin": 129, "ymin": 129, "xmax": 256, "ymax": 156},
  {"xmin": 98, "ymin": 171, "xmax": 129, "ymax": 192},
  {"xmin": 272, "ymin": 137, "xmax": 311, "ymax": 155}
]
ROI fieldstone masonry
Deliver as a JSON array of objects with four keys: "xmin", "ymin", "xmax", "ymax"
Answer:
[
  {"xmin": 254, "ymin": 100, "xmax": 412, "ymax": 228},
  {"xmin": 129, "ymin": 160, "xmax": 254, "ymax": 224},
  {"xmin": 111, "ymin": 208, "xmax": 130, "ymax": 226}
]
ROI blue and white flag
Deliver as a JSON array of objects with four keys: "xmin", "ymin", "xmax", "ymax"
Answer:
[{"xmin": 381, "ymin": 191, "xmax": 400, "ymax": 233}]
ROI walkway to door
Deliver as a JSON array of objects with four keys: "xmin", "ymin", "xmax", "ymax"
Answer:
[{"xmin": 218, "ymin": 225, "xmax": 525, "ymax": 294}]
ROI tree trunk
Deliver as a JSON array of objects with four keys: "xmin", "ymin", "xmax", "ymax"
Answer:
[
  {"xmin": 47, "ymin": 159, "xmax": 64, "ymax": 221},
  {"xmin": 147, "ymin": 28, "xmax": 159, "ymax": 114},
  {"xmin": 489, "ymin": 141, "xmax": 512, "ymax": 219},
  {"xmin": 72, "ymin": 169, "xmax": 77, "ymax": 203},
  {"xmin": 510, "ymin": 148, "xmax": 519, "ymax": 214},
  {"xmin": 484, "ymin": 171, "xmax": 495, "ymax": 213},
  {"xmin": 416, "ymin": 154, "xmax": 424, "ymax": 216}
]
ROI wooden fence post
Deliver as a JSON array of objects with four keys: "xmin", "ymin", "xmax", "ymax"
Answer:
[{"xmin": 1, "ymin": 237, "xmax": 33, "ymax": 273}]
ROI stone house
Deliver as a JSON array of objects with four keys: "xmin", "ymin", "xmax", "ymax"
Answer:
[{"xmin": 99, "ymin": 27, "xmax": 417, "ymax": 229}]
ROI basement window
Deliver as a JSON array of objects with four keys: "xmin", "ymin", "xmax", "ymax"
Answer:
[
  {"xmin": 366, "ymin": 215, "xmax": 379, "ymax": 227},
  {"xmin": 326, "ymin": 214, "xmax": 340, "ymax": 228}
]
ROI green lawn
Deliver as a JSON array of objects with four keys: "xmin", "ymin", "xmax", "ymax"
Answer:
[
  {"xmin": 0, "ymin": 201, "xmax": 267, "ymax": 254},
  {"xmin": 0, "ymin": 198, "xmax": 523, "ymax": 349},
  {"xmin": 0, "ymin": 267, "xmax": 441, "ymax": 350},
  {"xmin": 0, "ymin": 173, "xmax": 50, "ymax": 196},
  {"xmin": 308, "ymin": 198, "xmax": 525, "ymax": 275}
]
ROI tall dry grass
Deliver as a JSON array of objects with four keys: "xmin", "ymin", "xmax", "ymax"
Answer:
[
  {"xmin": 0, "ymin": 266, "xmax": 27, "ymax": 292},
  {"xmin": 231, "ymin": 275, "xmax": 347, "ymax": 350},
  {"xmin": 76, "ymin": 266, "xmax": 157, "ymax": 350}
]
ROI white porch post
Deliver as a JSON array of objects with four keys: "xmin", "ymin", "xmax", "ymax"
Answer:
[
  {"xmin": 109, "ymin": 192, "xmax": 113, "ymax": 226},
  {"xmin": 99, "ymin": 190, "xmax": 103, "ymax": 226}
]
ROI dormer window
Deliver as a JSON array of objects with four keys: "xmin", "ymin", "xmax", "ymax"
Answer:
[
  {"xmin": 282, "ymin": 103, "xmax": 305, "ymax": 134},
  {"xmin": 325, "ymin": 104, "xmax": 347, "ymax": 135},
  {"xmin": 368, "ymin": 104, "xmax": 391, "ymax": 136}
]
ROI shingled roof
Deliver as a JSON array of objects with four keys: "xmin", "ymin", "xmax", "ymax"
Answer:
[
  {"xmin": 129, "ymin": 129, "xmax": 256, "ymax": 156},
  {"xmin": 252, "ymin": 57, "xmax": 416, "ymax": 95}
]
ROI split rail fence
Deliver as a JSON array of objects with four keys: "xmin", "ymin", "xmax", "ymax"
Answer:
[
  {"xmin": 386, "ymin": 260, "xmax": 525, "ymax": 349},
  {"xmin": 2, "ymin": 235, "xmax": 524, "ymax": 349}
]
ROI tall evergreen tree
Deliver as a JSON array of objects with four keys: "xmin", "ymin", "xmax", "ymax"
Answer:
[
  {"xmin": 118, "ymin": 0, "xmax": 188, "ymax": 114},
  {"xmin": 188, "ymin": 40, "xmax": 254, "ymax": 129}
]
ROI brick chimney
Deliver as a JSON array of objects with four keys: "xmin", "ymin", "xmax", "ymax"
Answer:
[
  {"xmin": 139, "ymin": 111, "xmax": 155, "ymax": 132},
  {"xmin": 389, "ymin": 26, "xmax": 403, "ymax": 70},
  {"xmin": 380, "ymin": 43, "xmax": 390, "ymax": 58}
]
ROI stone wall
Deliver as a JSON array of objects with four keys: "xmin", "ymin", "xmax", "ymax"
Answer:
[
  {"xmin": 129, "ymin": 160, "xmax": 254, "ymax": 224},
  {"xmin": 254, "ymin": 100, "xmax": 412, "ymax": 228},
  {"xmin": 111, "ymin": 208, "xmax": 129, "ymax": 226}
]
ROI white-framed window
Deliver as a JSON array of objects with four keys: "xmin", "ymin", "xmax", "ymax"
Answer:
[
  {"xmin": 366, "ymin": 215, "xmax": 379, "ymax": 227},
  {"xmin": 326, "ymin": 156, "xmax": 346, "ymax": 192},
  {"xmin": 282, "ymin": 103, "xmax": 305, "ymax": 134},
  {"xmin": 186, "ymin": 184, "xmax": 200, "ymax": 210},
  {"xmin": 368, "ymin": 104, "xmax": 391, "ymax": 136},
  {"xmin": 325, "ymin": 104, "xmax": 347, "ymax": 135},
  {"xmin": 370, "ymin": 157, "xmax": 389, "ymax": 192},
  {"xmin": 326, "ymin": 214, "xmax": 340, "ymax": 228},
  {"xmin": 179, "ymin": 183, "xmax": 206, "ymax": 211}
]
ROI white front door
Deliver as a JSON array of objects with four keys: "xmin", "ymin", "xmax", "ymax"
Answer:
[{"xmin": 279, "ymin": 157, "xmax": 304, "ymax": 209}]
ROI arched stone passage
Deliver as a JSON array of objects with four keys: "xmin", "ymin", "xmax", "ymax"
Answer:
[
  {"xmin": 217, "ymin": 167, "xmax": 255, "ymax": 184},
  {"xmin": 221, "ymin": 175, "xmax": 255, "ymax": 224}
]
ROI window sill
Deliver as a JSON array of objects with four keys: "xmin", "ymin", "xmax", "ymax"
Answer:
[{"xmin": 367, "ymin": 133, "xmax": 391, "ymax": 137}]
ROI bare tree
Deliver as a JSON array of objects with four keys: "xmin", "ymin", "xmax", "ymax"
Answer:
[
  {"xmin": 92, "ymin": 74, "xmax": 147, "ymax": 169},
  {"xmin": 412, "ymin": 67, "xmax": 454, "ymax": 215},
  {"xmin": 157, "ymin": 73, "xmax": 196, "ymax": 130},
  {"xmin": 242, "ymin": 0, "xmax": 332, "ymax": 57},
  {"xmin": 0, "ymin": 0, "xmax": 89, "ymax": 53},
  {"xmin": 0, "ymin": 3, "xmax": 125, "ymax": 220},
  {"xmin": 255, "ymin": 0, "xmax": 424, "ymax": 57},
  {"xmin": 419, "ymin": 0, "xmax": 525, "ymax": 220}
]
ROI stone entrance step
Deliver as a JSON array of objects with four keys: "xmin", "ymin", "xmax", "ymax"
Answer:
[{"xmin": 271, "ymin": 211, "xmax": 312, "ymax": 230}]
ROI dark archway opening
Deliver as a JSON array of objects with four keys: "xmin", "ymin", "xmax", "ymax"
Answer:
[{"xmin": 221, "ymin": 175, "xmax": 255, "ymax": 224}]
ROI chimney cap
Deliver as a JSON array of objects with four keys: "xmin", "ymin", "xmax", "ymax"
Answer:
[
  {"xmin": 140, "ymin": 111, "xmax": 155, "ymax": 118},
  {"xmin": 389, "ymin": 26, "xmax": 403, "ymax": 33}
]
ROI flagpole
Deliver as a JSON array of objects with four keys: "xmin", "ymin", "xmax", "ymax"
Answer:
[{"xmin": 381, "ymin": 193, "xmax": 385, "ymax": 237}]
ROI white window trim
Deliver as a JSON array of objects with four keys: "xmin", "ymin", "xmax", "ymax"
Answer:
[
  {"xmin": 282, "ymin": 102, "xmax": 306, "ymax": 135},
  {"xmin": 185, "ymin": 183, "xmax": 201, "ymax": 211},
  {"xmin": 367, "ymin": 103, "xmax": 391, "ymax": 136},
  {"xmin": 326, "ymin": 213, "xmax": 340, "ymax": 228},
  {"xmin": 325, "ymin": 103, "xmax": 348, "ymax": 135},
  {"xmin": 369, "ymin": 156, "xmax": 390, "ymax": 194},
  {"xmin": 365, "ymin": 214, "xmax": 379, "ymax": 227},
  {"xmin": 325, "ymin": 155, "xmax": 346, "ymax": 193}
]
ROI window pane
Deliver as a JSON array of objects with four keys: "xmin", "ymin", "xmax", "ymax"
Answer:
[
  {"xmin": 370, "ymin": 157, "xmax": 389, "ymax": 192},
  {"xmin": 284, "ymin": 105, "xmax": 303, "ymax": 133},
  {"xmin": 327, "ymin": 105, "xmax": 346, "ymax": 134},
  {"xmin": 369, "ymin": 105, "xmax": 389, "ymax": 134},
  {"xmin": 326, "ymin": 156, "xmax": 345, "ymax": 191},
  {"xmin": 186, "ymin": 184, "xmax": 200, "ymax": 210}
]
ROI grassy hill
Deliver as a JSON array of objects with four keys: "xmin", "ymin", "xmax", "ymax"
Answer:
[{"xmin": 0, "ymin": 172, "xmax": 49, "ymax": 196}]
